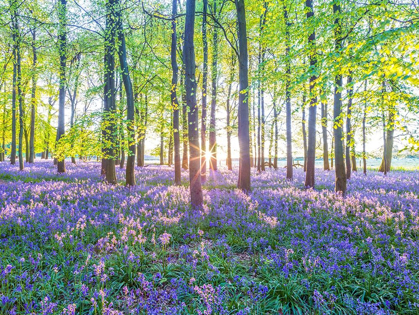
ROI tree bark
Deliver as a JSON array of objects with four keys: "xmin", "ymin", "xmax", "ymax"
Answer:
[
  {"xmin": 171, "ymin": 0, "xmax": 181, "ymax": 184},
  {"xmin": 201, "ymin": 0, "xmax": 208, "ymax": 181},
  {"xmin": 29, "ymin": 29, "xmax": 37, "ymax": 163},
  {"xmin": 333, "ymin": 1, "xmax": 347, "ymax": 194},
  {"xmin": 184, "ymin": 0, "xmax": 203, "ymax": 207},
  {"xmin": 284, "ymin": 2, "xmax": 293, "ymax": 179},
  {"xmin": 57, "ymin": 0, "xmax": 67, "ymax": 173},
  {"xmin": 226, "ymin": 53, "xmax": 234, "ymax": 171},
  {"xmin": 304, "ymin": 0, "xmax": 317, "ymax": 188},
  {"xmin": 236, "ymin": 0, "xmax": 251, "ymax": 191},
  {"xmin": 103, "ymin": 0, "xmax": 117, "ymax": 183},
  {"xmin": 302, "ymin": 95, "xmax": 307, "ymax": 172},
  {"xmin": 363, "ymin": 80, "xmax": 367, "ymax": 175},
  {"xmin": 346, "ymin": 74, "xmax": 353, "ymax": 179},
  {"xmin": 274, "ymin": 104, "xmax": 278, "ymax": 169},
  {"xmin": 115, "ymin": 0, "xmax": 136, "ymax": 185},
  {"xmin": 209, "ymin": 1, "xmax": 218, "ymax": 173},
  {"xmin": 181, "ymin": 69, "xmax": 188, "ymax": 170},
  {"xmin": 379, "ymin": 90, "xmax": 394, "ymax": 172},
  {"xmin": 10, "ymin": 1, "xmax": 18, "ymax": 166},
  {"xmin": 321, "ymin": 101, "xmax": 330, "ymax": 170}
]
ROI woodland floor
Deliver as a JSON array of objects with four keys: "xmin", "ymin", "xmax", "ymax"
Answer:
[{"xmin": 0, "ymin": 161, "xmax": 418, "ymax": 314}]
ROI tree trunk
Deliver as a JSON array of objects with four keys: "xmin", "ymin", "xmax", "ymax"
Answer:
[
  {"xmin": 345, "ymin": 74, "xmax": 353, "ymax": 179},
  {"xmin": 103, "ymin": 0, "xmax": 117, "ymax": 183},
  {"xmin": 57, "ymin": 0, "xmax": 67, "ymax": 173},
  {"xmin": 268, "ymin": 120, "xmax": 274, "ymax": 168},
  {"xmin": 284, "ymin": 3, "xmax": 293, "ymax": 179},
  {"xmin": 209, "ymin": 1, "xmax": 218, "ymax": 173},
  {"xmin": 160, "ymin": 116, "xmax": 164, "ymax": 165},
  {"xmin": 171, "ymin": 0, "xmax": 181, "ymax": 184},
  {"xmin": 226, "ymin": 53, "xmax": 235, "ymax": 171},
  {"xmin": 333, "ymin": 1, "xmax": 347, "ymax": 194},
  {"xmin": 10, "ymin": 2, "xmax": 18, "ymax": 166},
  {"xmin": 304, "ymin": 0, "xmax": 317, "ymax": 188},
  {"xmin": 379, "ymin": 88, "xmax": 394, "ymax": 173},
  {"xmin": 168, "ymin": 113, "xmax": 173, "ymax": 166},
  {"xmin": 181, "ymin": 69, "xmax": 188, "ymax": 170},
  {"xmin": 252, "ymin": 87, "xmax": 257, "ymax": 168},
  {"xmin": 257, "ymin": 74, "xmax": 261, "ymax": 172},
  {"xmin": 115, "ymin": 0, "xmax": 135, "ymax": 186},
  {"xmin": 29, "ymin": 29, "xmax": 37, "ymax": 163},
  {"xmin": 236, "ymin": 0, "xmax": 251, "ymax": 192},
  {"xmin": 201, "ymin": 0, "xmax": 208, "ymax": 181},
  {"xmin": 184, "ymin": 0, "xmax": 203, "ymax": 207},
  {"xmin": 302, "ymin": 97, "xmax": 307, "ymax": 172},
  {"xmin": 363, "ymin": 80, "xmax": 367, "ymax": 175},
  {"xmin": 321, "ymin": 101, "xmax": 330, "ymax": 170},
  {"xmin": 25, "ymin": 128, "xmax": 29, "ymax": 163},
  {"xmin": 274, "ymin": 105, "xmax": 278, "ymax": 169}
]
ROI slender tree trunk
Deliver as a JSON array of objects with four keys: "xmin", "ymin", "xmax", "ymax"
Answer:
[
  {"xmin": 181, "ymin": 69, "xmax": 188, "ymax": 170},
  {"xmin": 257, "ymin": 75, "xmax": 261, "ymax": 172},
  {"xmin": 209, "ymin": 1, "xmax": 218, "ymax": 173},
  {"xmin": 304, "ymin": 0, "xmax": 317, "ymax": 188},
  {"xmin": 274, "ymin": 105, "xmax": 278, "ymax": 169},
  {"xmin": 330, "ymin": 135, "xmax": 334, "ymax": 169},
  {"xmin": 333, "ymin": 1, "xmax": 347, "ymax": 194},
  {"xmin": 379, "ymin": 86, "xmax": 394, "ymax": 173},
  {"xmin": 252, "ymin": 87, "xmax": 257, "ymax": 168},
  {"xmin": 302, "ymin": 98, "xmax": 307, "ymax": 172},
  {"xmin": 56, "ymin": 0, "xmax": 67, "ymax": 173},
  {"xmin": 184, "ymin": 0, "xmax": 203, "ymax": 207},
  {"xmin": 226, "ymin": 53, "xmax": 234, "ymax": 171},
  {"xmin": 201, "ymin": 0, "xmax": 208, "ymax": 181},
  {"xmin": 363, "ymin": 80, "xmax": 367, "ymax": 175},
  {"xmin": 10, "ymin": 3, "xmax": 18, "ymax": 166},
  {"xmin": 284, "ymin": 3, "xmax": 293, "ymax": 178},
  {"xmin": 346, "ymin": 74, "xmax": 353, "ymax": 179},
  {"xmin": 321, "ymin": 101, "xmax": 330, "ymax": 170},
  {"xmin": 29, "ymin": 29, "xmax": 37, "ymax": 163},
  {"xmin": 17, "ymin": 29, "xmax": 24, "ymax": 170},
  {"xmin": 103, "ymin": 0, "xmax": 117, "ymax": 182},
  {"xmin": 168, "ymin": 113, "xmax": 173, "ymax": 166},
  {"xmin": 236, "ymin": 0, "xmax": 251, "ymax": 191},
  {"xmin": 115, "ymin": 0, "xmax": 135, "ymax": 185},
  {"xmin": 2, "ymin": 88, "xmax": 6, "ymax": 162},
  {"xmin": 268, "ymin": 120, "xmax": 274, "ymax": 168},
  {"xmin": 171, "ymin": 0, "xmax": 181, "ymax": 184},
  {"xmin": 160, "ymin": 119, "xmax": 164, "ymax": 165},
  {"xmin": 119, "ymin": 84, "xmax": 125, "ymax": 169},
  {"xmin": 140, "ymin": 96, "xmax": 147, "ymax": 167}
]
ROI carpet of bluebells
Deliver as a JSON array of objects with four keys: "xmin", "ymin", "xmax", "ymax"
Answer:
[{"xmin": 0, "ymin": 161, "xmax": 418, "ymax": 314}]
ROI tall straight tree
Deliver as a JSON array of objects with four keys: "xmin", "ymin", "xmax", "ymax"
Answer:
[
  {"xmin": 10, "ymin": 0, "xmax": 18, "ymax": 166},
  {"xmin": 181, "ymin": 70, "xmax": 188, "ymax": 170},
  {"xmin": 171, "ymin": 0, "xmax": 181, "ymax": 185},
  {"xmin": 346, "ymin": 74, "xmax": 353, "ymax": 179},
  {"xmin": 283, "ymin": 0, "xmax": 292, "ymax": 179},
  {"xmin": 321, "ymin": 99, "xmax": 330, "ymax": 170},
  {"xmin": 209, "ymin": 0, "xmax": 219, "ymax": 173},
  {"xmin": 103, "ymin": 0, "xmax": 117, "ymax": 183},
  {"xmin": 201, "ymin": 0, "xmax": 208, "ymax": 181},
  {"xmin": 362, "ymin": 80, "xmax": 367, "ymax": 175},
  {"xmin": 184, "ymin": 0, "xmax": 203, "ymax": 207},
  {"xmin": 57, "ymin": 0, "xmax": 67, "ymax": 173},
  {"xmin": 333, "ymin": 1, "xmax": 347, "ymax": 194},
  {"xmin": 236, "ymin": 0, "xmax": 251, "ymax": 191},
  {"xmin": 115, "ymin": 0, "xmax": 135, "ymax": 186},
  {"xmin": 29, "ymin": 28, "xmax": 37, "ymax": 163},
  {"xmin": 226, "ymin": 51, "xmax": 235, "ymax": 171},
  {"xmin": 304, "ymin": 0, "xmax": 318, "ymax": 188}
]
